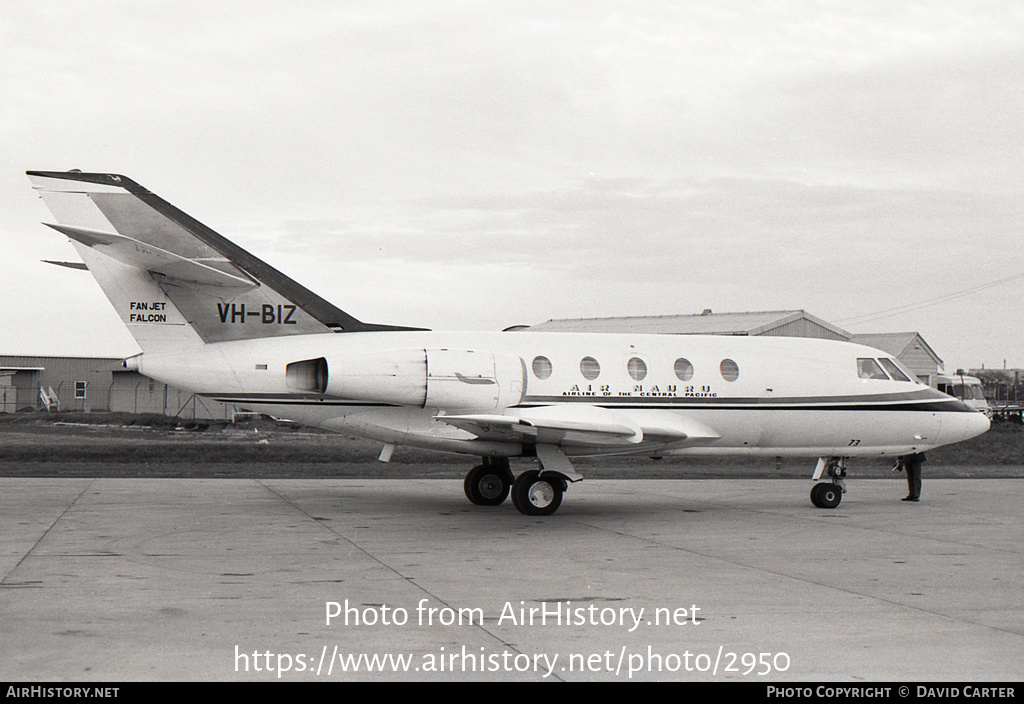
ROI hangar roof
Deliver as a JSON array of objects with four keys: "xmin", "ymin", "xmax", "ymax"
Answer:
[{"xmin": 530, "ymin": 309, "xmax": 852, "ymax": 340}]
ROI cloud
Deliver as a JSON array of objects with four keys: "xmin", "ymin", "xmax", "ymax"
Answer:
[
  {"xmin": 2, "ymin": 2, "xmax": 1022, "ymax": 366},
  {"xmin": 227, "ymin": 175, "xmax": 1021, "ymax": 339}
]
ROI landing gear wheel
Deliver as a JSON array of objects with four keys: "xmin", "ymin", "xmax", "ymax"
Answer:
[
  {"xmin": 810, "ymin": 483, "xmax": 822, "ymax": 508},
  {"xmin": 511, "ymin": 470, "xmax": 564, "ymax": 516},
  {"xmin": 464, "ymin": 464, "xmax": 513, "ymax": 506},
  {"xmin": 810, "ymin": 482, "xmax": 842, "ymax": 509}
]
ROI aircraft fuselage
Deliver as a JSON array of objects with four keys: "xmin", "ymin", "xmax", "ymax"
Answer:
[{"xmin": 132, "ymin": 330, "xmax": 988, "ymax": 460}]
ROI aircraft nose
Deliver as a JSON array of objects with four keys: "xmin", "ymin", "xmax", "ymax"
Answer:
[
  {"xmin": 971, "ymin": 410, "xmax": 991, "ymax": 438},
  {"xmin": 945, "ymin": 409, "xmax": 990, "ymax": 445}
]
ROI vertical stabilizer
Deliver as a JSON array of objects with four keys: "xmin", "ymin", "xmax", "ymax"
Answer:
[{"xmin": 28, "ymin": 171, "xmax": 418, "ymax": 353}]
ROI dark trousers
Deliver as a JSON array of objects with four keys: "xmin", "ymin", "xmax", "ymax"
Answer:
[{"xmin": 904, "ymin": 452, "xmax": 926, "ymax": 499}]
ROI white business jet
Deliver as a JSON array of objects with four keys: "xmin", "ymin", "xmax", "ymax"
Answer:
[{"xmin": 27, "ymin": 170, "xmax": 989, "ymax": 515}]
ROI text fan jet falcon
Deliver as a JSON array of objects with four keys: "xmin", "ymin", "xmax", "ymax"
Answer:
[{"xmin": 27, "ymin": 170, "xmax": 990, "ymax": 516}]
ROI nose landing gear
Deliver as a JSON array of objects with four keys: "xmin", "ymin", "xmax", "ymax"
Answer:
[
  {"xmin": 810, "ymin": 481, "xmax": 843, "ymax": 508},
  {"xmin": 810, "ymin": 457, "xmax": 847, "ymax": 509}
]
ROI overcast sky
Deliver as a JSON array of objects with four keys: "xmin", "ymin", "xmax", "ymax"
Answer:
[{"xmin": 2, "ymin": 1, "xmax": 1022, "ymax": 369}]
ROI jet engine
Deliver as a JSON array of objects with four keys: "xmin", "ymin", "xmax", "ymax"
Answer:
[{"xmin": 286, "ymin": 349, "xmax": 526, "ymax": 412}]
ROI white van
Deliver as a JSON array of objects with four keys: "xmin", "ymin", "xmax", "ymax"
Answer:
[{"xmin": 936, "ymin": 371, "xmax": 991, "ymax": 416}]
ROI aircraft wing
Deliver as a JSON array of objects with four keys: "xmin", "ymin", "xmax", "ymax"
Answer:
[{"xmin": 436, "ymin": 405, "xmax": 720, "ymax": 449}]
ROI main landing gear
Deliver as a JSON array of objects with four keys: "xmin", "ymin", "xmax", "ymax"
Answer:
[
  {"xmin": 464, "ymin": 458, "xmax": 514, "ymax": 506},
  {"xmin": 463, "ymin": 446, "xmax": 580, "ymax": 516},
  {"xmin": 810, "ymin": 457, "xmax": 847, "ymax": 509}
]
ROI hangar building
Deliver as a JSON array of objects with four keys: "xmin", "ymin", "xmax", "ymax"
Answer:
[{"xmin": 0, "ymin": 355, "xmax": 233, "ymax": 419}]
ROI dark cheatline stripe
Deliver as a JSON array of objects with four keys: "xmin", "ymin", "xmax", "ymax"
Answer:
[
  {"xmin": 525, "ymin": 389, "xmax": 954, "ymax": 406},
  {"xmin": 207, "ymin": 393, "xmax": 972, "ymax": 413},
  {"xmin": 212, "ymin": 397, "xmax": 392, "ymax": 407},
  {"xmin": 519, "ymin": 391, "xmax": 973, "ymax": 413}
]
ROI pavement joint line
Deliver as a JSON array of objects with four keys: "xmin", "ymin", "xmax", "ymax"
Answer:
[
  {"xmin": 250, "ymin": 479, "xmax": 538, "ymax": 670},
  {"xmin": 0, "ymin": 478, "xmax": 95, "ymax": 586}
]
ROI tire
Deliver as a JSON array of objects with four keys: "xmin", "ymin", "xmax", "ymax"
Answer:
[
  {"xmin": 464, "ymin": 464, "xmax": 512, "ymax": 506},
  {"xmin": 811, "ymin": 482, "xmax": 842, "ymax": 509},
  {"xmin": 810, "ymin": 483, "xmax": 823, "ymax": 508},
  {"xmin": 511, "ymin": 470, "xmax": 564, "ymax": 516}
]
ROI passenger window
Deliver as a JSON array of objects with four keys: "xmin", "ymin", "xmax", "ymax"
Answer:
[
  {"xmin": 878, "ymin": 358, "xmax": 911, "ymax": 382},
  {"xmin": 627, "ymin": 357, "xmax": 647, "ymax": 381},
  {"xmin": 580, "ymin": 356, "xmax": 601, "ymax": 380},
  {"xmin": 532, "ymin": 356, "xmax": 552, "ymax": 380},
  {"xmin": 674, "ymin": 358, "xmax": 694, "ymax": 382},
  {"xmin": 857, "ymin": 358, "xmax": 889, "ymax": 380},
  {"xmin": 720, "ymin": 359, "xmax": 739, "ymax": 382}
]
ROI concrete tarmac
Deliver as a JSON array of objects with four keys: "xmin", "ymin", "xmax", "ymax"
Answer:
[{"xmin": 1, "ymin": 477, "xmax": 1022, "ymax": 682}]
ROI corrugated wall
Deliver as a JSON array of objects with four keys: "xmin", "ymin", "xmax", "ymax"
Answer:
[
  {"xmin": 0, "ymin": 355, "xmax": 113, "ymax": 412},
  {"xmin": 0, "ymin": 355, "xmax": 234, "ymax": 419}
]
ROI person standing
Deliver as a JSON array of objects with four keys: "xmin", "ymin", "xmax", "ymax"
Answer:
[{"xmin": 895, "ymin": 452, "xmax": 927, "ymax": 502}]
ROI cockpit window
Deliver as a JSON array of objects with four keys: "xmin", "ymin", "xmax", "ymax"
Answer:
[
  {"xmin": 878, "ymin": 358, "xmax": 911, "ymax": 382},
  {"xmin": 891, "ymin": 357, "xmax": 919, "ymax": 382},
  {"xmin": 857, "ymin": 358, "xmax": 889, "ymax": 380}
]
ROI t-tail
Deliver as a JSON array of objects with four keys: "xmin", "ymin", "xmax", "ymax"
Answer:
[{"xmin": 27, "ymin": 170, "xmax": 419, "ymax": 354}]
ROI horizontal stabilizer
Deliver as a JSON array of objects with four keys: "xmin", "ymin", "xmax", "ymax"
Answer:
[
  {"xmin": 43, "ymin": 223, "xmax": 257, "ymax": 290},
  {"xmin": 42, "ymin": 260, "xmax": 89, "ymax": 271}
]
